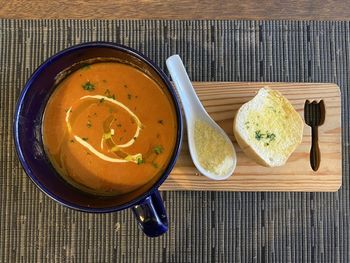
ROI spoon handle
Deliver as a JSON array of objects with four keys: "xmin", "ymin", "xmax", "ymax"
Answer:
[{"xmin": 166, "ymin": 55, "xmax": 205, "ymax": 119}]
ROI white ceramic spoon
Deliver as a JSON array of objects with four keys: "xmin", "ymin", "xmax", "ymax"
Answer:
[{"xmin": 166, "ymin": 55, "xmax": 237, "ymax": 180}]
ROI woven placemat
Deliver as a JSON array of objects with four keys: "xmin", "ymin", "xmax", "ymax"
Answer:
[{"xmin": 0, "ymin": 20, "xmax": 349, "ymax": 263}]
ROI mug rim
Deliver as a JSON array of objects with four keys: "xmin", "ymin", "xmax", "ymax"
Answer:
[{"xmin": 13, "ymin": 42, "xmax": 183, "ymax": 213}]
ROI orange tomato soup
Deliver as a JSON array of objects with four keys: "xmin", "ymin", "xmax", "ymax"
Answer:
[{"xmin": 42, "ymin": 62, "xmax": 177, "ymax": 195}]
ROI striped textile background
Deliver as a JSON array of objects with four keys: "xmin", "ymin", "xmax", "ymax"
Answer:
[{"xmin": 0, "ymin": 20, "xmax": 349, "ymax": 263}]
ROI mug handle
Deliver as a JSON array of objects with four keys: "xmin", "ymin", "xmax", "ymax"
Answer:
[{"xmin": 132, "ymin": 190, "xmax": 168, "ymax": 237}]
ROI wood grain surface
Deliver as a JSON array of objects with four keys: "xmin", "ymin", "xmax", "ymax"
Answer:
[
  {"xmin": 160, "ymin": 82, "xmax": 342, "ymax": 192},
  {"xmin": 1, "ymin": 0, "xmax": 350, "ymax": 20}
]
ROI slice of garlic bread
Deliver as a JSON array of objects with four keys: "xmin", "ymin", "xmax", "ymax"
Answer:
[{"xmin": 233, "ymin": 87, "xmax": 304, "ymax": 167}]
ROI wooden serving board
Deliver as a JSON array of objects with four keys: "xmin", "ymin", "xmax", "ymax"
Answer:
[{"xmin": 160, "ymin": 82, "xmax": 341, "ymax": 192}]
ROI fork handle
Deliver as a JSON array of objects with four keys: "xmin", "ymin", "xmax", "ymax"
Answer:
[{"xmin": 310, "ymin": 126, "xmax": 321, "ymax": 171}]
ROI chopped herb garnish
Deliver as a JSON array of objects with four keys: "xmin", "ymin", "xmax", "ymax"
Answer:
[
  {"xmin": 255, "ymin": 130, "xmax": 264, "ymax": 141},
  {"xmin": 158, "ymin": 120, "xmax": 164, "ymax": 125},
  {"xmin": 266, "ymin": 132, "xmax": 276, "ymax": 142},
  {"xmin": 127, "ymin": 94, "xmax": 132, "ymax": 100},
  {"xmin": 104, "ymin": 89, "xmax": 116, "ymax": 100},
  {"xmin": 117, "ymin": 124, "xmax": 122, "ymax": 128},
  {"xmin": 70, "ymin": 139, "xmax": 74, "ymax": 143},
  {"xmin": 255, "ymin": 130, "xmax": 276, "ymax": 143},
  {"xmin": 133, "ymin": 137, "xmax": 137, "ymax": 140},
  {"xmin": 109, "ymin": 108, "xmax": 114, "ymax": 113},
  {"xmin": 136, "ymin": 157, "xmax": 144, "ymax": 165},
  {"xmin": 82, "ymin": 81, "xmax": 95, "ymax": 91},
  {"xmin": 99, "ymin": 98, "xmax": 105, "ymax": 103},
  {"xmin": 82, "ymin": 137, "xmax": 89, "ymax": 141},
  {"xmin": 102, "ymin": 79, "xmax": 107, "ymax": 83},
  {"xmin": 152, "ymin": 162, "xmax": 159, "ymax": 168},
  {"xmin": 104, "ymin": 130, "xmax": 114, "ymax": 140},
  {"xmin": 153, "ymin": 145, "xmax": 164, "ymax": 155},
  {"xmin": 87, "ymin": 120, "xmax": 92, "ymax": 128},
  {"xmin": 245, "ymin": 121, "xmax": 250, "ymax": 125}
]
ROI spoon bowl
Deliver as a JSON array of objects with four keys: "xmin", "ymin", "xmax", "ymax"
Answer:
[{"xmin": 166, "ymin": 55, "xmax": 237, "ymax": 180}]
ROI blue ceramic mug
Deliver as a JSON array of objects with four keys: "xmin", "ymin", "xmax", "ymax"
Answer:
[{"xmin": 13, "ymin": 42, "xmax": 183, "ymax": 237}]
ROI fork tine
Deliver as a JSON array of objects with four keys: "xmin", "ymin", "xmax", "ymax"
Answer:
[
  {"xmin": 312, "ymin": 101, "xmax": 319, "ymax": 125},
  {"xmin": 309, "ymin": 102, "xmax": 313, "ymax": 125},
  {"xmin": 304, "ymin": 100, "xmax": 310, "ymax": 120},
  {"xmin": 319, "ymin": 100, "xmax": 326, "ymax": 125}
]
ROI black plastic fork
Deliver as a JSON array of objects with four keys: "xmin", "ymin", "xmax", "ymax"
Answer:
[{"xmin": 304, "ymin": 100, "xmax": 326, "ymax": 171}]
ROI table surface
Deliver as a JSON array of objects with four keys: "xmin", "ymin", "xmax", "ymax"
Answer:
[
  {"xmin": 0, "ymin": 0, "xmax": 350, "ymax": 20},
  {"xmin": 1, "ymin": 19, "xmax": 349, "ymax": 263}
]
